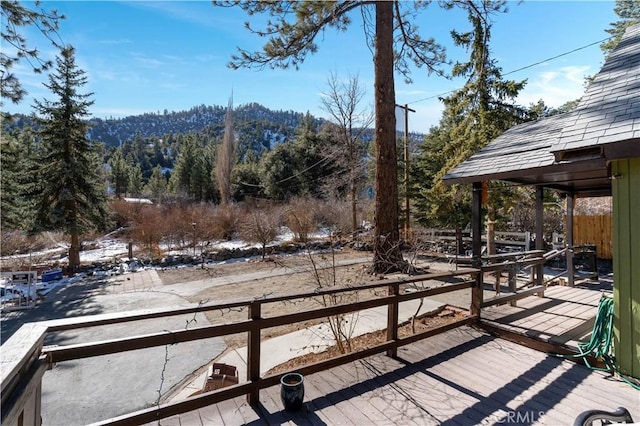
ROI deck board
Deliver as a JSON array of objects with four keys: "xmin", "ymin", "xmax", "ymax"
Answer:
[
  {"xmin": 481, "ymin": 284, "xmax": 609, "ymax": 345},
  {"xmin": 167, "ymin": 326, "xmax": 639, "ymax": 425},
  {"xmin": 195, "ymin": 403, "xmax": 223, "ymax": 426}
]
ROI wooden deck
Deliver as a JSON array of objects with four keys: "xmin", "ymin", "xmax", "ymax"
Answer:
[
  {"xmin": 480, "ymin": 283, "xmax": 610, "ymax": 347},
  {"xmin": 151, "ymin": 326, "xmax": 639, "ymax": 425}
]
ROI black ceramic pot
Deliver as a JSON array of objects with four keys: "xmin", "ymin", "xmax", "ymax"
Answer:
[{"xmin": 280, "ymin": 372, "xmax": 304, "ymax": 411}]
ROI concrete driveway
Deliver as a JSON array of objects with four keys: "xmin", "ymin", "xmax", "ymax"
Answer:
[{"xmin": 2, "ymin": 270, "xmax": 226, "ymax": 426}]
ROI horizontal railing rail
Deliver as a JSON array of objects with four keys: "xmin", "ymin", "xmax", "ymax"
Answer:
[
  {"xmin": 479, "ymin": 250, "xmax": 547, "ymax": 308},
  {"xmin": 1, "ymin": 267, "xmax": 480, "ymax": 426}
]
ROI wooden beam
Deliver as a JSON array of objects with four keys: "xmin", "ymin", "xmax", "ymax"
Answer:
[
  {"xmin": 387, "ymin": 283, "xmax": 399, "ymax": 358},
  {"xmin": 535, "ymin": 186, "xmax": 544, "ymax": 287},
  {"xmin": 481, "ymin": 257, "xmax": 545, "ymax": 273},
  {"xmin": 1, "ymin": 357, "xmax": 47, "ymax": 426},
  {"xmin": 476, "ymin": 322, "xmax": 605, "ymax": 369},
  {"xmin": 472, "ymin": 181, "xmax": 483, "ymax": 317},
  {"xmin": 1, "ymin": 323, "xmax": 48, "ymax": 398},
  {"xmin": 247, "ymin": 301, "xmax": 261, "ymax": 404},
  {"xmin": 566, "ymin": 193, "xmax": 575, "ymax": 286},
  {"xmin": 480, "ymin": 285, "xmax": 546, "ymax": 308}
]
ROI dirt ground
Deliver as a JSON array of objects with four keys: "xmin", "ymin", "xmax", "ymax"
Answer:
[
  {"xmin": 156, "ymin": 248, "xmax": 469, "ymax": 351},
  {"xmin": 264, "ymin": 306, "xmax": 469, "ymax": 376}
]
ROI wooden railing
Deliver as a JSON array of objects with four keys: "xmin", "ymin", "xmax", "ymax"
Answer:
[
  {"xmin": 476, "ymin": 248, "xmax": 578, "ymax": 309},
  {"xmin": 1, "ymin": 268, "xmax": 480, "ymax": 426}
]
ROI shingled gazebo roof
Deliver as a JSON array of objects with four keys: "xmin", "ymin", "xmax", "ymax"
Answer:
[{"xmin": 443, "ymin": 23, "xmax": 640, "ymax": 197}]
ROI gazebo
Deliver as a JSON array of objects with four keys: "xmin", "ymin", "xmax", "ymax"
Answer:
[{"xmin": 443, "ymin": 23, "xmax": 640, "ymax": 380}]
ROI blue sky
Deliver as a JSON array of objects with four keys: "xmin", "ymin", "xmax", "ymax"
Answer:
[{"xmin": 4, "ymin": 1, "xmax": 618, "ymax": 133}]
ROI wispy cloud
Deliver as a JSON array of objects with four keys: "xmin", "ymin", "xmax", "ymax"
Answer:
[
  {"xmin": 94, "ymin": 70, "xmax": 146, "ymax": 84},
  {"xmin": 97, "ymin": 38, "xmax": 134, "ymax": 46},
  {"xmin": 518, "ymin": 65, "xmax": 592, "ymax": 107},
  {"xmin": 119, "ymin": 1, "xmax": 222, "ymax": 28}
]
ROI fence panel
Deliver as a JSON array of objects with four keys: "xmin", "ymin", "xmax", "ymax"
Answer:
[{"xmin": 570, "ymin": 215, "xmax": 612, "ymax": 259}]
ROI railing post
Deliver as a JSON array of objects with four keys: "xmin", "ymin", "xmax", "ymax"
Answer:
[
  {"xmin": 247, "ymin": 301, "xmax": 261, "ymax": 405},
  {"xmin": 508, "ymin": 265, "xmax": 517, "ymax": 307},
  {"xmin": 471, "ymin": 271, "xmax": 483, "ymax": 317},
  {"xmin": 386, "ymin": 282, "xmax": 399, "ymax": 358}
]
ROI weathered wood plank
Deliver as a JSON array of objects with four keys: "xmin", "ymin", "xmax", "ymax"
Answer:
[
  {"xmin": 322, "ymin": 366, "xmax": 393, "ymax": 424},
  {"xmin": 195, "ymin": 402, "xmax": 223, "ymax": 426},
  {"xmin": 295, "ymin": 372, "xmax": 356, "ymax": 425},
  {"xmin": 398, "ymin": 330, "xmax": 623, "ymax": 425},
  {"xmin": 338, "ymin": 361, "xmax": 429, "ymax": 426},
  {"xmin": 173, "ymin": 409, "xmax": 201, "ymax": 426},
  {"xmin": 229, "ymin": 397, "xmax": 266, "ymax": 425},
  {"xmin": 171, "ymin": 326, "xmax": 640, "ymax": 426},
  {"xmin": 216, "ymin": 397, "xmax": 250, "ymax": 425},
  {"xmin": 155, "ymin": 414, "xmax": 181, "ymax": 425},
  {"xmin": 408, "ymin": 328, "xmax": 640, "ymax": 418}
]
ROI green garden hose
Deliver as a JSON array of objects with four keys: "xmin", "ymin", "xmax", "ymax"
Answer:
[{"xmin": 555, "ymin": 294, "xmax": 640, "ymax": 390}]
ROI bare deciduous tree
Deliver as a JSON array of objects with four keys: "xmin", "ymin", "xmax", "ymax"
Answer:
[
  {"xmin": 239, "ymin": 204, "xmax": 281, "ymax": 260},
  {"xmin": 320, "ymin": 72, "xmax": 373, "ymax": 233}
]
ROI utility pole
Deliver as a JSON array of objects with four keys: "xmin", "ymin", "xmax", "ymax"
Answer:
[{"xmin": 395, "ymin": 103, "xmax": 416, "ymax": 240}]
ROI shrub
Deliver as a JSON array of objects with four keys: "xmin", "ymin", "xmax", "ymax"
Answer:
[
  {"xmin": 285, "ymin": 196, "xmax": 320, "ymax": 242},
  {"xmin": 211, "ymin": 204, "xmax": 241, "ymax": 241},
  {"xmin": 238, "ymin": 204, "xmax": 282, "ymax": 260}
]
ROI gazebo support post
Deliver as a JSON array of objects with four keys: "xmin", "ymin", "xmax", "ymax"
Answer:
[
  {"xmin": 535, "ymin": 186, "xmax": 545, "ymax": 292},
  {"xmin": 471, "ymin": 181, "xmax": 484, "ymax": 317},
  {"xmin": 566, "ymin": 193, "xmax": 575, "ymax": 287}
]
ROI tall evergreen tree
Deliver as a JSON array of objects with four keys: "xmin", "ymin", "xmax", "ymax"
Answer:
[
  {"xmin": 128, "ymin": 164, "xmax": 144, "ymax": 197},
  {"xmin": 169, "ymin": 134, "xmax": 216, "ymax": 201},
  {"xmin": 144, "ymin": 165, "xmax": 168, "ymax": 203},
  {"xmin": 260, "ymin": 113, "xmax": 334, "ymax": 200},
  {"xmin": 109, "ymin": 148, "xmax": 130, "ymax": 197},
  {"xmin": 412, "ymin": 1, "xmax": 527, "ymax": 252},
  {"xmin": 213, "ymin": 0, "xmax": 447, "ymax": 273},
  {"xmin": 0, "ymin": 128, "xmax": 37, "ymax": 230},
  {"xmin": 169, "ymin": 134, "xmax": 200, "ymax": 198},
  {"xmin": 32, "ymin": 46, "xmax": 110, "ymax": 271}
]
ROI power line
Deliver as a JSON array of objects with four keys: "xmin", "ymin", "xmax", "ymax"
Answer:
[
  {"xmin": 408, "ymin": 35, "xmax": 614, "ymax": 106},
  {"xmin": 238, "ymin": 148, "xmax": 341, "ymax": 189}
]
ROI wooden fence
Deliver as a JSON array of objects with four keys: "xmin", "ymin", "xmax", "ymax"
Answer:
[{"xmin": 569, "ymin": 215, "xmax": 612, "ymax": 259}]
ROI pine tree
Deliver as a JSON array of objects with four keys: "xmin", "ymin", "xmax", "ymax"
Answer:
[
  {"xmin": 109, "ymin": 148, "xmax": 130, "ymax": 197},
  {"xmin": 600, "ymin": 0, "xmax": 640, "ymax": 57},
  {"xmin": 169, "ymin": 134, "xmax": 216, "ymax": 201},
  {"xmin": 144, "ymin": 165, "xmax": 167, "ymax": 203},
  {"xmin": 0, "ymin": 128, "xmax": 37, "ymax": 230},
  {"xmin": 412, "ymin": 1, "xmax": 528, "ymax": 253},
  {"xmin": 32, "ymin": 46, "xmax": 110, "ymax": 271},
  {"xmin": 128, "ymin": 164, "xmax": 144, "ymax": 197},
  {"xmin": 1, "ymin": 1, "xmax": 64, "ymax": 104}
]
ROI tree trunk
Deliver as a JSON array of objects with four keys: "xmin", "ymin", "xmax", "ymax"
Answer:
[
  {"xmin": 350, "ymin": 176, "xmax": 357, "ymax": 233},
  {"xmin": 373, "ymin": 1, "xmax": 404, "ymax": 273},
  {"xmin": 69, "ymin": 231, "xmax": 81, "ymax": 272}
]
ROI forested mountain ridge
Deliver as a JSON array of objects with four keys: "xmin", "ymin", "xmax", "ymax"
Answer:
[{"xmin": 6, "ymin": 103, "xmax": 324, "ymax": 151}]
